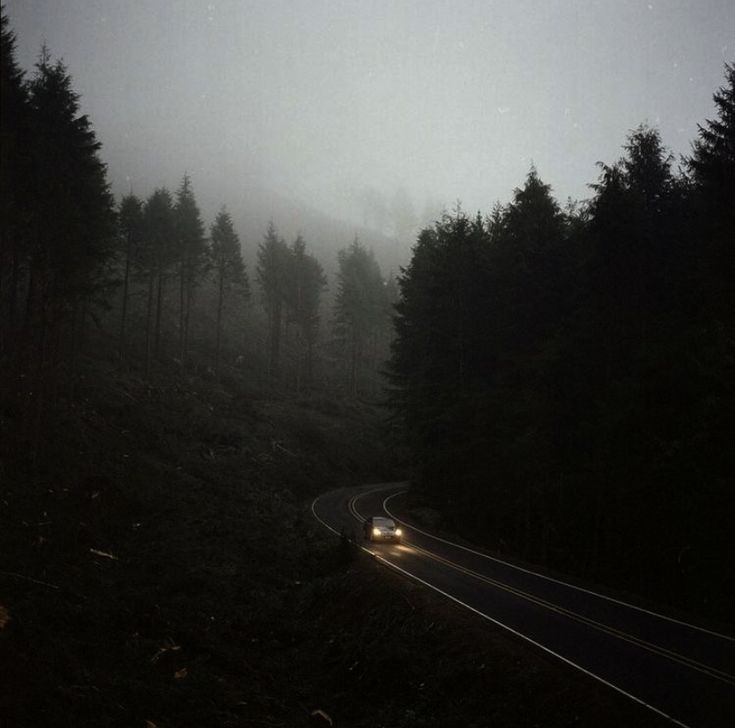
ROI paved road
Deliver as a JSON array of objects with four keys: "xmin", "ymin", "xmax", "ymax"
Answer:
[{"xmin": 312, "ymin": 483, "xmax": 735, "ymax": 728}]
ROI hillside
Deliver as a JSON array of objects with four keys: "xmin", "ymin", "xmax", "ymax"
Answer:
[
  {"xmin": 228, "ymin": 185, "xmax": 412, "ymax": 282},
  {"xmin": 1, "ymin": 353, "xmax": 667, "ymax": 728}
]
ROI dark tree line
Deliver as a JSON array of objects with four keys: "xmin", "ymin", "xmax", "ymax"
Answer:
[
  {"xmin": 114, "ymin": 185, "xmax": 250, "ymax": 377},
  {"xmin": 1, "ymin": 10, "xmax": 398, "ymax": 405},
  {"xmin": 256, "ymin": 222, "xmax": 328, "ymax": 387},
  {"xmin": 254, "ymin": 226, "xmax": 395, "ymax": 393},
  {"xmin": 333, "ymin": 238, "xmax": 396, "ymax": 396},
  {"xmin": 389, "ymin": 65, "xmax": 735, "ymax": 620},
  {"xmin": 1, "ymin": 13, "xmax": 116, "ymax": 462},
  {"xmin": 1, "ymin": 10, "xmax": 248, "ymax": 387},
  {"xmin": 0, "ymin": 40, "xmax": 116, "ymax": 362}
]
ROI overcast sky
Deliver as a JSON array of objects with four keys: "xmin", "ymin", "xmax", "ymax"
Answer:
[{"xmin": 5, "ymin": 0, "xmax": 734, "ymax": 224}]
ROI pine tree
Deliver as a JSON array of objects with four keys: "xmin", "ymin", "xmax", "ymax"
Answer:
[
  {"xmin": 140, "ymin": 188, "xmax": 175, "ymax": 374},
  {"xmin": 388, "ymin": 211, "xmax": 491, "ymax": 497},
  {"xmin": 12, "ymin": 43, "xmax": 115, "ymax": 466},
  {"xmin": 389, "ymin": 177, "xmax": 575, "ymax": 552},
  {"xmin": 286, "ymin": 234, "xmax": 326, "ymax": 389},
  {"xmin": 491, "ymin": 167, "xmax": 568, "ymax": 352},
  {"xmin": 210, "ymin": 206, "xmax": 248, "ymax": 376},
  {"xmin": 689, "ymin": 63, "xmax": 735, "ymax": 326},
  {"xmin": 683, "ymin": 64, "xmax": 735, "ymax": 594},
  {"xmin": 117, "ymin": 193, "xmax": 143, "ymax": 364},
  {"xmin": 0, "ymin": 8, "xmax": 30, "ymax": 349},
  {"xmin": 333, "ymin": 238, "xmax": 385, "ymax": 395},
  {"xmin": 256, "ymin": 221, "xmax": 291, "ymax": 379},
  {"xmin": 174, "ymin": 174, "xmax": 206, "ymax": 368},
  {"xmin": 689, "ymin": 63, "xmax": 735, "ymax": 202},
  {"xmin": 25, "ymin": 46, "xmax": 115, "ymax": 362}
]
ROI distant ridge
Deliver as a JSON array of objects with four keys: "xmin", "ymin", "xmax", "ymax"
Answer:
[{"xmin": 229, "ymin": 184, "xmax": 411, "ymax": 279}]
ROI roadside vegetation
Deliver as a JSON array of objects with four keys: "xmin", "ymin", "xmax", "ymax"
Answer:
[
  {"xmin": 388, "ymin": 65, "xmax": 735, "ymax": 625},
  {"xmin": 1, "ymin": 8, "xmax": 732, "ymax": 724},
  {"xmin": 1, "ymin": 352, "xmax": 668, "ymax": 727}
]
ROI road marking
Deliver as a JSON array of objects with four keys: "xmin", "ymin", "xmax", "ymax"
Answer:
[
  {"xmin": 382, "ymin": 489, "xmax": 735, "ymax": 643},
  {"xmin": 369, "ymin": 550, "xmax": 693, "ymax": 728},
  {"xmin": 406, "ymin": 540, "xmax": 735, "ymax": 685},
  {"xmin": 347, "ymin": 488, "xmax": 735, "ymax": 685},
  {"xmin": 311, "ymin": 488, "xmax": 694, "ymax": 728}
]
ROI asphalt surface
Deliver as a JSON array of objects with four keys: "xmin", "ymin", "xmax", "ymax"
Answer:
[{"xmin": 311, "ymin": 483, "xmax": 735, "ymax": 728}]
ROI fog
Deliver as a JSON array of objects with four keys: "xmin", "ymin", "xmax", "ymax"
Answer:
[
  {"xmin": 6, "ymin": 0, "xmax": 733, "ymax": 246},
  {"xmin": 3, "ymin": 6, "xmax": 735, "ymax": 723}
]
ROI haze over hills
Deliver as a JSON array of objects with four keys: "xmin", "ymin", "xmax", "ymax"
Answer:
[
  {"xmin": 104, "ymin": 149, "xmax": 413, "ymax": 284},
  {"xmin": 225, "ymin": 183, "xmax": 413, "ymax": 281},
  {"xmin": 2, "ymin": 3, "xmax": 734, "ymax": 725}
]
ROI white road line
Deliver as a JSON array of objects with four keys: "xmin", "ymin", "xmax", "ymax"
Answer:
[
  {"xmin": 310, "ymin": 489, "xmax": 694, "ymax": 728},
  {"xmin": 404, "ymin": 540, "xmax": 735, "ymax": 685},
  {"xmin": 351, "ymin": 488, "xmax": 735, "ymax": 684},
  {"xmin": 369, "ymin": 551, "xmax": 693, "ymax": 728},
  {"xmin": 382, "ymin": 489, "xmax": 735, "ymax": 643}
]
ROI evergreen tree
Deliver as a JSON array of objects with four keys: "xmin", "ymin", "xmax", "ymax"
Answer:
[
  {"xmin": 388, "ymin": 211, "xmax": 491, "ymax": 500},
  {"xmin": 209, "ymin": 206, "xmax": 249, "ymax": 376},
  {"xmin": 491, "ymin": 168, "xmax": 568, "ymax": 350},
  {"xmin": 140, "ymin": 188, "xmax": 175, "ymax": 374},
  {"xmin": 0, "ymin": 8, "xmax": 30, "ymax": 349},
  {"xmin": 689, "ymin": 63, "xmax": 735, "ymax": 328},
  {"xmin": 683, "ymin": 63, "xmax": 735, "ymax": 604},
  {"xmin": 25, "ymin": 46, "xmax": 115, "ymax": 362},
  {"xmin": 117, "ymin": 193, "xmax": 143, "ymax": 363},
  {"xmin": 286, "ymin": 234, "xmax": 326, "ymax": 389},
  {"xmin": 174, "ymin": 174, "xmax": 206, "ymax": 367},
  {"xmin": 256, "ymin": 221, "xmax": 291, "ymax": 379},
  {"xmin": 387, "ymin": 78, "xmax": 735, "ymax": 617},
  {"xmin": 390, "ymin": 173, "xmax": 574, "ymax": 554},
  {"xmin": 689, "ymin": 63, "xmax": 735, "ymax": 204},
  {"xmin": 333, "ymin": 238, "xmax": 385, "ymax": 395}
]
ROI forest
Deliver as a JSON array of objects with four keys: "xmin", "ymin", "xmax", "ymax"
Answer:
[
  {"xmin": 2, "ymin": 4, "xmax": 734, "ymax": 724},
  {"xmin": 0, "ymin": 8, "xmax": 398, "ymax": 460},
  {"xmin": 2, "ymin": 1, "xmax": 733, "ymax": 645},
  {"xmin": 388, "ymin": 64, "xmax": 735, "ymax": 621}
]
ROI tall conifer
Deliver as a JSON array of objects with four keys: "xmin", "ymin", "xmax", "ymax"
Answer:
[
  {"xmin": 174, "ymin": 174, "xmax": 206, "ymax": 368},
  {"xmin": 210, "ymin": 206, "xmax": 248, "ymax": 376}
]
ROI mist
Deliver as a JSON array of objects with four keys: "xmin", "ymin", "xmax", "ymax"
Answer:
[
  {"xmin": 6, "ymin": 0, "xmax": 732, "ymax": 241},
  {"xmin": 3, "ymin": 2, "xmax": 735, "ymax": 726}
]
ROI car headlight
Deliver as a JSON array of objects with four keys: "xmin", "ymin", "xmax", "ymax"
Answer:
[
  {"xmin": 373, "ymin": 528, "xmax": 381, "ymax": 536},
  {"xmin": 395, "ymin": 528, "xmax": 402, "ymax": 536}
]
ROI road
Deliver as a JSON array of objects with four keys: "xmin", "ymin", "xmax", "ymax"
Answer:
[{"xmin": 311, "ymin": 483, "xmax": 735, "ymax": 728}]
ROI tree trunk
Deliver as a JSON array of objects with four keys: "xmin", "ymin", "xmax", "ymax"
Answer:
[
  {"xmin": 215, "ymin": 264, "xmax": 224, "ymax": 377},
  {"xmin": 183, "ymin": 279, "xmax": 192, "ymax": 370},
  {"xmin": 350, "ymin": 336, "xmax": 358, "ymax": 396},
  {"xmin": 0, "ymin": 246, "xmax": 21, "ymax": 354},
  {"xmin": 269, "ymin": 301, "xmax": 281, "ymax": 380},
  {"xmin": 154, "ymin": 272, "xmax": 164, "ymax": 359},
  {"xmin": 118, "ymin": 231, "xmax": 132, "ymax": 363},
  {"xmin": 25, "ymin": 260, "xmax": 36, "ymax": 329},
  {"xmin": 145, "ymin": 271, "xmax": 155, "ymax": 377},
  {"xmin": 30, "ymin": 274, "xmax": 53, "ymax": 480},
  {"xmin": 294, "ymin": 328, "xmax": 302, "ymax": 394},
  {"xmin": 179, "ymin": 259, "xmax": 186, "ymax": 367},
  {"xmin": 306, "ymin": 336, "xmax": 313, "ymax": 389},
  {"xmin": 10, "ymin": 248, "xmax": 19, "ymax": 328},
  {"xmin": 31, "ymin": 305, "xmax": 48, "ymax": 481}
]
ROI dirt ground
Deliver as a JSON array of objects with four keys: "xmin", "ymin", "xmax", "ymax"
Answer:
[{"xmin": 0, "ymin": 362, "xmax": 670, "ymax": 727}]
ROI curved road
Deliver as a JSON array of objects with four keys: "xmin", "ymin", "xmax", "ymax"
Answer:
[{"xmin": 312, "ymin": 483, "xmax": 735, "ymax": 728}]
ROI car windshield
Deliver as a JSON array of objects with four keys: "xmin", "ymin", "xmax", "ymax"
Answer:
[{"xmin": 373, "ymin": 517, "xmax": 395, "ymax": 529}]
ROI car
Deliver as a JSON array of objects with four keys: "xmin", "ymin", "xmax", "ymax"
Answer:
[{"xmin": 363, "ymin": 516, "xmax": 403, "ymax": 543}]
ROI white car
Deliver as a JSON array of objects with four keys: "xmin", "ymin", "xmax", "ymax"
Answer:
[{"xmin": 363, "ymin": 516, "xmax": 402, "ymax": 543}]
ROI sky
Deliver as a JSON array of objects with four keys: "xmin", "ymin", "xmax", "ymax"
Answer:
[{"xmin": 5, "ymin": 0, "xmax": 734, "ymax": 227}]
